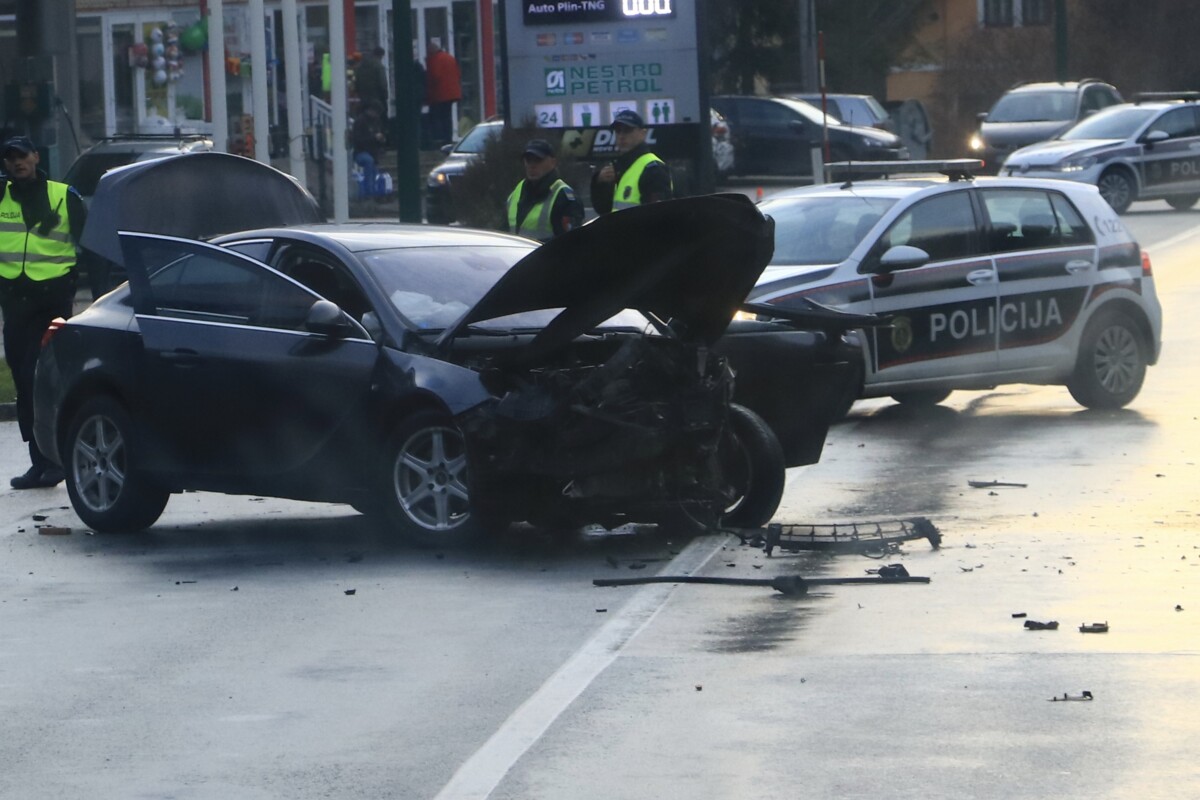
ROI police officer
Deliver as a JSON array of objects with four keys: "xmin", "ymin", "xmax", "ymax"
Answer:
[
  {"xmin": 0, "ymin": 135, "xmax": 88, "ymax": 489},
  {"xmin": 590, "ymin": 109, "xmax": 673, "ymax": 215},
  {"xmin": 504, "ymin": 138, "xmax": 583, "ymax": 242}
]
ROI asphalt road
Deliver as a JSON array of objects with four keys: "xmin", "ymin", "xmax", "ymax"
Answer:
[{"xmin": 1, "ymin": 202, "xmax": 1198, "ymax": 799}]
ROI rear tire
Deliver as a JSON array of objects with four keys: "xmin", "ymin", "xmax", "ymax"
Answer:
[
  {"xmin": 1167, "ymin": 193, "xmax": 1200, "ymax": 211},
  {"xmin": 1067, "ymin": 310, "xmax": 1146, "ymax": 409},
  {"xmin": 891, "ymin": 389, "xmax": 952, "ymax": 407},
  {"xmin": 1098, "ymin": 169, "xmax": 1136, "ymax": 214},
  {"xmin": 719, "ymin": 404, "xmax": 786, "ymax": 528},
  {"xmin": 376, "ymin": 410, "xmax": 483, "ymax": 547},
  {"xmin": 64, "ymin": 396, "xmax": 169, "ymax": 533}
]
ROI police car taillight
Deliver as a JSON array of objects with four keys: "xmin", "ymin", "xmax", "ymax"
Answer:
[
  {"xmin": 1141, "ymin": 249, "xmax": 1154, "ymax": 277},
  {"xmin": 40, "ymin": 317, "xmax": 67, "ymax": 349}
]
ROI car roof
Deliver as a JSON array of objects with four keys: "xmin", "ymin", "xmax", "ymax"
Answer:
[
  {"xmin": 218, "ymin": 223, "xmax": 535, "ymax": 253},
  {"xmin": 761, "ymin": 174, "xmax": 1095, "ymax": 203}
]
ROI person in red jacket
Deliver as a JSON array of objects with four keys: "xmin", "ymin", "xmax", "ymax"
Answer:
[{"xmin": 425, "ymin": 37, "xmax": 461, "ymax": 147}]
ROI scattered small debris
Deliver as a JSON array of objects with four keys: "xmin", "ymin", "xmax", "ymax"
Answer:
[
  {"xmin": 1012, "ymin": 612, "xmax": 1027, "ymax": 618},
  {"xmin": 344, "ymin": 589, "xmax": 356, "ymax": 596},
  {"xmin": 695, "ymin": 685, "xmax": 703, "ymax": 692},
  {"xmin": 38, "ymin": 526, "xmax": 71, "ymax": 536},
  {"xmin": 959, "ymin": 566, "xmax": 974, "ymax": 572},
  {"xmin": 968, "ymin": 480, "xmax": 1027, "ymax": 489},
  {"xmin": 230, "ymin": 586, "xmax": 239, "ymax": 592},
  {"xmin": 175, "ymin": 580, "xmax": 197, "ymax": 585},
  {"xmin": 1050, "ymin": 691, "xmax": 1093, "ymax": 702},
  {"xmin": 31, "ymin": 514, "xmax": 47, "ymax": 521},
  {"xmin": 595, "ymin": 608, "xmax": 608, "ymax": 613},
  {"xmin": 1024, "ymin": 620, "xmax": 1059, "ymax": 630},
  {"xmin": 1079, "ymin": 621, "xmax": 1109, "ymax": 633},
  {"xmin": 594, "ymin": 570, "xmax": 931, "ymax": 596},
  {"xmin": 1176, "ymin": 605, "xmax": 1184, "ymax": 612}
]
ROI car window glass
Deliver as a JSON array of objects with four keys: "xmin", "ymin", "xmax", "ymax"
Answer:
[
  {"xmin": 223, "ymin": 240, "xmax": 273, "ymax": 262},
  {"xmin": 1148, "ymin": 107, "xmax": 1200, "ymax": 139},
  {"xmin": 1048, "ymin": 193, "xmax": 1093, "ymax": 246},
  {"xmin": 878, "ymin": 192, "xmax": 979, "ymax": 262},
  {"xmin": 742, "ymin": 100, "xmax": 802, "ymax": 129},
  {"xmin": 763, "ymin": 196, "xmax": 897, "ymax": 265},
  {"xmin": 135, "ymin": 238, "xmax": 324, "ymax": 332},
  {"xmin": 981, "ymin": 188, "xmax": 1079, "ymax": 251},
  {"xmin": 989, "ymin": 90, "xmax": 1074, "ymax": 122},
  {"xmin": 1062, "ymin": 105, "xmax": 1154, "ymax": 140}
]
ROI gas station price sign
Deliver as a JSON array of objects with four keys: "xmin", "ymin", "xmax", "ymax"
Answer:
[{"xmin": 524, "ymin": 1, "xmax": 677, "ymax": 25}]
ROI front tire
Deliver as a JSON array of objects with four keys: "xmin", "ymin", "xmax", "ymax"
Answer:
[
  {"xmin": 377, "ymin": 411, "xmax": 482, "ymax": 547},
  {"xmin": 719, "ymin": 404, "xmax": 786, "ymax": 528},
  {"xmin": 1098, "ymin": 169, "xmax": 1136, "ymax": 214},
  {"xmin": 1167, "ymin": 193, "xmax": 1200, "ymax": 211},
  {"xmin": 1067, "ymin": 310, "xmax": 1146, "ymax": 409},
  {"xmin": 64, "ymin": 396, "xmax": 169, "ymax": 533}
]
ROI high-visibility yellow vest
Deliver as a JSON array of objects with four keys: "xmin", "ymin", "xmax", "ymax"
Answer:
[
  {"xmin": 0, "ymin": 181, "xmax": 76, "ymax": 281},
  {"xmin": 613, "ymin": 152, "xmax": 669, "ymax": 210},
  {"xmin": 507, "ymin": 178, "xmax": 569, "ymax": 240}
]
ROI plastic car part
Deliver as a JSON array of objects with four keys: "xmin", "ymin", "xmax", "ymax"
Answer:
[
  {"xmin": 64, "ymin": 395, "xmax": 169, "ymax": 533},
  {"xmin": 593, "ymin": 571, "xmax": 932, "ymax": 596},
  {"xmin": 761, "ymin": 516, "xmax": 942, "ymax": 556},
  {"xmin": 1067, "ymin": 310, "xmax": 1147, "ymax": 409}
]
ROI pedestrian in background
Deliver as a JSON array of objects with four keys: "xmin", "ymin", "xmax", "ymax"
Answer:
[
  {"xmin": 355, "ymin": 46, "xmax": 390, "ymax": 124},
  {"xmin": 0, "ymin": 135, "xmax": 87, "ymax": 489},
  {"xmin": 425, "ymin": 37, "xmax": 461, "ymax": 147},
  {"xmin": 504, "ymin": 138, "xmax": 583, "ymax": 242},
  {"xmin": 590, "ymin": 109, "xmax": 673, "ymax": 215},
  {"xmin": 352, "ymin": 100, "xmax": 387, "ymax": 198}
]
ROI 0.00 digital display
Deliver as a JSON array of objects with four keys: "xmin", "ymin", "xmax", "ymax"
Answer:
[{"xmin": 524, "ymin": 0, "xmax": 676, "ymax": 26}]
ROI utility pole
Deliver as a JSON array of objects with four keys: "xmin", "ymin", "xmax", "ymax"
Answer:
[
  {"xmin": 797, "ymin": 0, "xmax": 818, "ymax": 92},
  {"xmin": 391, "ymin": 1, "xmax": 421, "ymax": 223},
  {"xmin": 1055, "ymin": 0, "xmax": 1068, "ymax": 82}
]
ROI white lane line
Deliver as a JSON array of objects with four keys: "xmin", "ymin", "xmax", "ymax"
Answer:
[
  {"xmin": 1148, "ymin": 224, "xmax": 1200, "ymax": 255},
  {"xmin": 432, "ymin": 533, "xmax": 729, "ymax": 800}
]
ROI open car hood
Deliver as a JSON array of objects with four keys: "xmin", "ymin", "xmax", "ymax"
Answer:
[
  {"xmin": 438, "ymin": 194, "xmax": 774, "ymax": 360},
  {"xmin": 79, "ymin": 152, "xmax": 322, "ymax": 268}
]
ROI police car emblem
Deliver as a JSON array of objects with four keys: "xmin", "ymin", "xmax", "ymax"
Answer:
[{"xmin": 891, "ymin": 316, "xmax": 914, "ymax": 354}]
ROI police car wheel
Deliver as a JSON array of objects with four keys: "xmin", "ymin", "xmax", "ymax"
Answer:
[
  {"xmin": 891, "ymin": 389, "xmax": 952, "ymax": 407},
  {"xmin": 376, "ymin": 411, "xmax": 484, "ymax": 547},
  {"xmin": 1166, "ymin": 194, "xmax": 1200, "ymax": 211},
  {"xmin": 1097, "ymin": 169, "xmax": 1136, "ymax": 214},
  {"xmin": 1067, "ymin": 311, "xmax": 1146, "ymax": 410},
  {"xmin": 719, "ymin": 404, "xmax": 785, "ymax": 528},
  {"xmin": 64, "ymin": 395, "xmax": 170, "ymax": 533}
]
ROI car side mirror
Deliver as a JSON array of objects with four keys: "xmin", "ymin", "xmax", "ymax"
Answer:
[
  {"xmin": 305, "ymin": 299, "xmax": 354, "ymax": 337},
  {"xmin": 867, "ymin": 245, "xmax": 930, "ymax": 274},
  {"xmin": 977, "ymin": 111, "xmax": 989, "ymax": 122},
  {"xmin": 1142, "ymin": 129, "xmax": 1169, "ymax": 146},
  {"xmin": 440, "ymin": 142, "xmax": 454, "ymax": 155}
]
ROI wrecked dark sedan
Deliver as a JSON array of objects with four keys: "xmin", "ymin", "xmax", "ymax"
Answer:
[{"xmin": 32, "ymin": 153, "xmax": 871, "ymax": 546}]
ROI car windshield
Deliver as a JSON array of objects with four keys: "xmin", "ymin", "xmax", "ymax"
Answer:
[
  {"xmin": 777, "ymin": 96, "xmax": 842, "ymax": 126},
  {"xmin": 989, "ymin": 90, "xmax": 1076, "ymax": 122},
  {"xmin": 360, "ymin": 245, "xmax": 649, "ymax": 331},
  {"xmin": 1060, "ymin": 105, "xmax": 1156, "ymax": 140},
  {"xmin": 762, "ymin": 196, "xmax": 898, "ymax": 265},
  {"xmin": 453, "ymin": 123, "xmax": 501, "ymax": 155}
]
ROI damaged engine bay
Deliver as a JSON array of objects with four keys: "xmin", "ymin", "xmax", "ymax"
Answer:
[{"xmin": 455, "ymin": 328, "xmax": 753, "ymax": 529}]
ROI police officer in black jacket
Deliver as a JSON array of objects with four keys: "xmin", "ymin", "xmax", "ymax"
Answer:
[
  {"xmin": 0, "ymin": 135, "xmax": 88, "ymax": 489},
  {"xmin": 590, "ymin": 109, "xmax": 673, "ymax": 215},
  {"xmin": 503, "ymin": 138, "xmax": 584, "ymax": 242}
]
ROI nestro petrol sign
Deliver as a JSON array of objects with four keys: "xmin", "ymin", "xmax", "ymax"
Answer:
[{"xmin": 503, "ymin": 0, "xmax": 701, "ymax": 130}]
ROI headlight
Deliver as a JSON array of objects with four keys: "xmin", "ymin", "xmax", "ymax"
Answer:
[
  {"xmin": 968, "ymin": 134, "xmax": 984, "ymax": 151},
  {"xmin": 428, "ymin": 171, "xmax": 449, "ymax": 187},
  {"xmin": 1055, "ymin": 155, "xmax": 1096, "ymax": 173},
  {"xmin": 860, "ymin": 136, "xmax": 887, "ymax": 148}
]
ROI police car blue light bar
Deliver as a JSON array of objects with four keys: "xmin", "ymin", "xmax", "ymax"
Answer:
[
  {"xmin": 1133, "ymin": 91, "xmax": 1200, "ymax": 103},
  {"xmin": 825, "ymin": 159, "xmax": 985, "ymax": 181}
]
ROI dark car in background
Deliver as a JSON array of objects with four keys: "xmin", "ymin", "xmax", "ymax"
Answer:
[
  {"xmin": 63, "ymin": 133, "xmax": 213, "ymax": 202},
  {"xmin": 970, "ymin": 79, "xmax": 1122, "ymax": 173},
  {"xmin": 711, "ymin": 95, "xmax": 907, "ymax": 178},
  {"xmin": 35, "ymin": 153, "xmax": 874, "ymax": 545},
  {"xmin": 424, "ymin": 119, "xmax": 503, "ymax": 224}
]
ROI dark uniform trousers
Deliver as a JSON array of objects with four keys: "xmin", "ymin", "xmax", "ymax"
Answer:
[{"xmin": 1, "ymin": 273, "xmax": 75, "ymax": 468}]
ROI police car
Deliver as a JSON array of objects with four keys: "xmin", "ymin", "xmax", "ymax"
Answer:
[
  {"xmin": 1000, "ymin": 93, "xmax": 1200, "ymax": 214},
  {"xmin": 747, "ymin": 160, "xmax": 1163, "ymax": 410}
]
